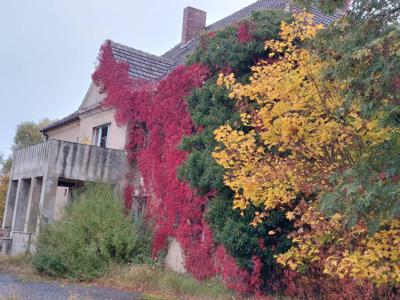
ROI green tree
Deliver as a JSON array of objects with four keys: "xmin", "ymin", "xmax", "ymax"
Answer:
[
  {"xmin": 297, "ymin": 0, "xmax": 400, "ymax": 22},
  {"xmin": 1, "ymin": 157, "xmax": 12, "ymax": 175},
  {"xmin": 305, "ymin": 0, "xmax": 400, "ymax": 230},
  {"xmin": 12, "ymin": 119, "xmax": 51, "ymax": 150},
  {"xmin": 2, "ymin": 119, "xmax": 52, "ymax": 174},
  {"xmin": 0, "ymin": 153, "xmax": 8, "ymax": 224},
  {"xmin": 0, "ymin": 175, "xmax": 8, "ymax": 225}
]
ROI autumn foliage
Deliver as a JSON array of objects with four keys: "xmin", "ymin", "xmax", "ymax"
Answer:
[
  {"xmin": 0, "ymin": 175, "xmax": 8, "ymax": 225},
  {"xmin": 92, "ymin": 40, "xmax": 265, "ymax": 291},
  {"xmin": 93, "ymin": 42, "xmax": 213, "ymax": 275},
  {"xmin": 92, "ymin": 5, "xmax": 399, "ymax": 298},
  {"xmin": 214, "ymin": 11, "xmax": 399, "ymax": 296}
]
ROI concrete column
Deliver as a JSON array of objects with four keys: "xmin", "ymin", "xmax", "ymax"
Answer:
[
  {"xmin": 36, "ymin": 176, "xmax": 58, "ymax": 233},
  {"xmin": 12, "ymin": 179, "xmax": 31, "ymax": 232},
  {"xmin": 54, "ymin": 186, "xmax": 70, "ymax": 221},
  {"xmin": 25, "ymin": 177, "xmax": 43, "ymax": 234},
  {"xmin": 24, "ymin": 177, "xmax": 36, "ymax": 232},
  {"xmin": 10, "ymin": 179, "xmax": 22, "ymax": 232},
  {"xmin": 2, "ymin": 180, "xmax": 18, "ymax": 229}
]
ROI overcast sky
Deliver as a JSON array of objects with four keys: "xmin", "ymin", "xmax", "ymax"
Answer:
[{"xmin": 0, "ymin": 0, "xmax": 256, "ymax": 157}]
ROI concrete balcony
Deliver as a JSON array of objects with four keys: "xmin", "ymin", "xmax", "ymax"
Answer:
[{"xmin": 1, "ymin": 140, "xmax": 126, "ymax": 255}]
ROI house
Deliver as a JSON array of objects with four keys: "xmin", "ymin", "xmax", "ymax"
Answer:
[{"xmin": 1, "ymin": 0, "xmax": 342, "ymax": 256}]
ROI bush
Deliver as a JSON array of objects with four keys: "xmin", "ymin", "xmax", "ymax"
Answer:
[{"xmin": 33, "ymin": 183, "xmax": 151, "ymax": 280}]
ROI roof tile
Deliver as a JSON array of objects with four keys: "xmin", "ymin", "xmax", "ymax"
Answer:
[{"xmin": 110, "ymin": 41, "xmax": 174, "ymax": 81}]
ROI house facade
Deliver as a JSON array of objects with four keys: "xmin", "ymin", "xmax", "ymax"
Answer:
[{"xmin": 1, "ymin": 0, "xmax": 341, "ymax": 256}]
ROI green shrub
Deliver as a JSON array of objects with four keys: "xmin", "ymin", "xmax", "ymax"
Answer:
[{"xmin": 33, "ymin": 183, "xmax": 151, "ymax": 280}]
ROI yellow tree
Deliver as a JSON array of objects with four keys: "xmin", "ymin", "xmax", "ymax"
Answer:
[
  {"xmin": 0, "ymin": 175, "xmax": 8, "ymax": 225},
  {"xmin": 213, "ymin": 13, "xmax": 399, "ymax": 285}
]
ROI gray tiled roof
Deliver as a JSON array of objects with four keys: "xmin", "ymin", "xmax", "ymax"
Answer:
[
  {"xmin": 109, "ymin": 1, "xmax": 343, "ymax": 73},
  {"xmin": 207, "ymin": 0, "xmax": 288, "ymax": 32},
  {"xmin": 162, "ymin": 0, "xmax": 343, "ymax": 65},
  {"xmin": 110, "ymin": 41, "xmax": 174, "ymax": 81},
  {"xmin": 207, "ymin": 0, "xmax": 342, "ymax": 31}
]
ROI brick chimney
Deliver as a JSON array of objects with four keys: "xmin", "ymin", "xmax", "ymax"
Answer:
[{"xmin": 181, "ymin": 6, "xmax": 207, "ymax": 46}]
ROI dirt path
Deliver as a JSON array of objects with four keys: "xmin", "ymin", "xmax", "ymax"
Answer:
[{"xmin": 0, "ymin": 272, "xmax": 142, "ymax": 300}]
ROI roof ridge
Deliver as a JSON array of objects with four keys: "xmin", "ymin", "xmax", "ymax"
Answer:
[
  {"xmin": 206, "ymin": 0, "xmax": 287, "ymax": 31},
  {"xmin": 110, "ymin": 41, "xmax": 174, "ymax": 65}
]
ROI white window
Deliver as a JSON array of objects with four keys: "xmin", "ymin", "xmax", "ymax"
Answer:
[{"xmin": 93, "ymin": 123, "xmax": 110, "ymax": 148}]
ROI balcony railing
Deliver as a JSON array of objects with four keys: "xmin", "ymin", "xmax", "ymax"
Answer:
[
  {"xmin": 12, "ymin": 141, "xmax": 51, "ymax": 179},
  {"xmin": 10, "ymin": 140, "xmax": 126, "ymax": 184}
]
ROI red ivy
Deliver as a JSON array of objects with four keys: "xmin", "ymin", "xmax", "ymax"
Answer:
[
  {"xmin": 214, "ymin": 246, "xmax": 264, "ymax": 295},
  {"xmin": 393, "ymin": 76, "xmax": 400, "ymax": 91},
  {"xmin": 237, "ymin": 21, "xmax": 254, "ymax": 43},
  {"xmin": 92, "ymin": 41, "xmax": 258, "ymax": 291},
  {"xmin": 123, "ymin": 184, "xmax": 134, "ymax": 212},
  {"xmin": 282, "ymin": 267, "xmax": 399, "ymax": 300}
]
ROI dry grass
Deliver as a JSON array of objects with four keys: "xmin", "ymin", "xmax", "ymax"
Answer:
[
  {"xmin": 0, "ymin": 254, "xmax": 35, "ymax": 276},
  {"xmin": 95, "ymin": 264, "xmax": 234, "ymax": 300},
  {"xmin": 0, "ymin": 255, "xmax": 234, "ymax": 300},
  {"xmin": 0, "ymin": 293, "xmax": 20, "ymax": 300}
]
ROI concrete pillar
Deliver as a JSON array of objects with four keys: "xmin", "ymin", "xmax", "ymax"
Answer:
[
  {"xmin": 12, "ymin": 179, "xmax": 31, "ymax": 232},
  {"xmin": 10, "ymin": 179, "xmax": 22, "ymax": 232},
  {"xmin": 54, "ymin": 186, "xmax": 70, "ymax": 221},
  {"xmin": 2, "ymin": 180, "xmax": 18, "ymax": 229},
  {"xmin": 36, "ymin": 176, "xmax": 58, "ymax": 233},
  {"xmin": 25, "ymin": 177, "xmax": 43, "ymax": 233},
  {"xmin": 23, "ymin": 177, "xmax": 36, "ymax": 232}
]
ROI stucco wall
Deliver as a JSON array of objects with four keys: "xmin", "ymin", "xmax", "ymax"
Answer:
[
  {"xmin": 46, "ymin": 121, "xmax": 80, "ymax": 143},
  {"xmin": 45, "ymin": 82, "xmax": 126, "ymax": 151},
  {"xmin": 46, "ymin": 109, "xmax": 126, "ymax": 151},
  {"xmin": 79, "ymin": 82, "xmax": 105, "ymax": 111},
  {"xmin": 78, "ymin": 108, "xmax": 127, "ymax": 150}
]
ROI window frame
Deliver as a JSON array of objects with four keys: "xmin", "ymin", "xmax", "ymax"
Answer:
[{"xmin": 93, "ymin": 123, "xmax": 111, "ymax": 148}]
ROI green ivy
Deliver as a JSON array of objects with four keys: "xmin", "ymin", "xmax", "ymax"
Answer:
[{"xmin": 181, "ymin": 10, "xmax": 294, "ymax": 283}]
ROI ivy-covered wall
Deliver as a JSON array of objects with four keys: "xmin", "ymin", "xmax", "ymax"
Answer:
[
  {"xmin": 92, "ymin": 10, "xmax": 294, "ymax": 294},
  {"xmin": 181, "ymin": 10, "xmax": 295, "ymax": 292},
  {"xmin": 92, "ymin": 6, "xmax": 400, "ymax": 298}
]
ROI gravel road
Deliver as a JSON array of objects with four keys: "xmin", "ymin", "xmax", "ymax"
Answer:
[{"xmin": 0, "ymin": 272, "xmax": 142, "ymax": 300}]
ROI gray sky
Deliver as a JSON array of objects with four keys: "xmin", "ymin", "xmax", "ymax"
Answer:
[{"xmin": 0, "ymin": 0, "xmax": 255, "ymax": 157}]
